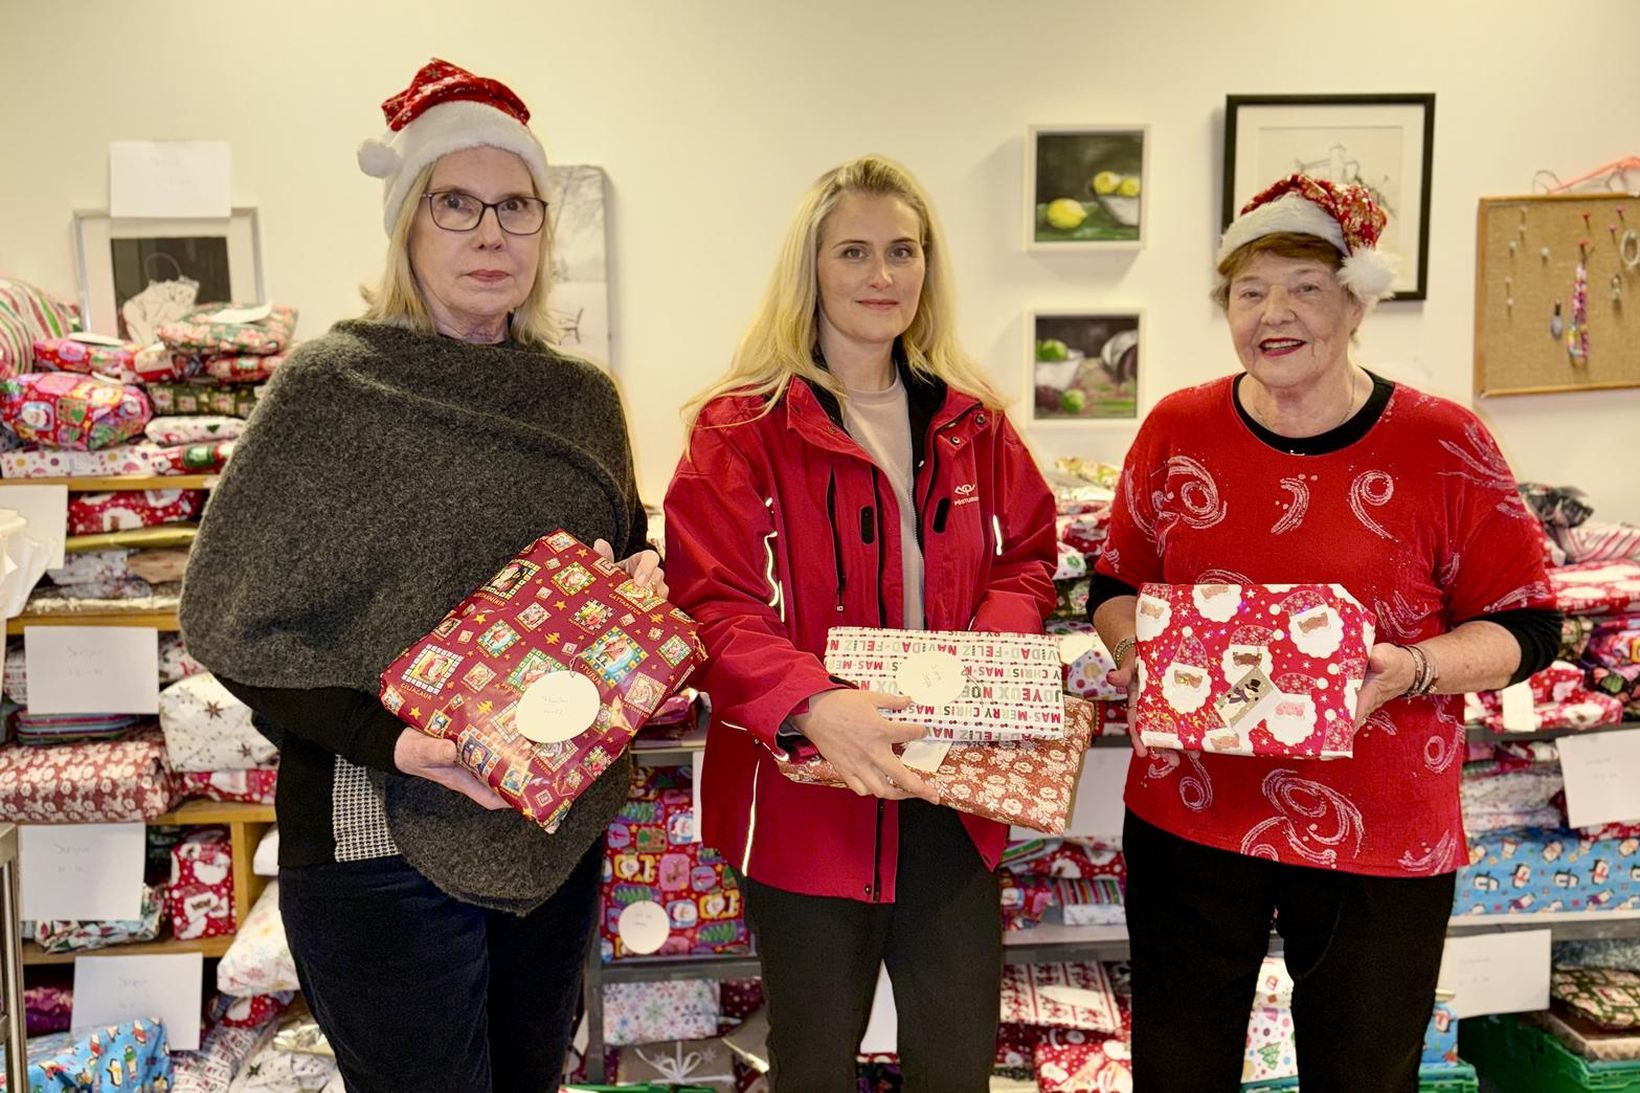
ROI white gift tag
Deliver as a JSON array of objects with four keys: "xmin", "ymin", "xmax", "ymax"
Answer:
[
  {"xmin": 1038, "ymin": 985, "xmax": 1115, "ymax": 1013},
  {"xmin": 899, "ymin": 739, "xmax": 951, "ymax": 773},
  {"xmin": 1057, "ymin": 631, "xmax": 1095, "ymax": 665},
  {"xmin": 515, "ymin": 670, "xmax": 600, "ymax": 744},
  {"xmin": 207, "ymin": 302, "xmax": 273, "ymax": 325},
  {"xmin": 617, "ymin": 900, "xmax": 670, "ymax": 954},
  {"xmin": 895, "ymin": 650, "xmax": 964, "ymax": 706},
  {"xmin": 67, "ymin": 332, "xmax": 127, "ymax": 347}
]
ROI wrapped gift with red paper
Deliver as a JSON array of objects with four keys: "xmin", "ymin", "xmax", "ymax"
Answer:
[
  {"xmin": 1034, "ymin": 1029, "xmax": 1132, "ymax": 1093},
  {"xmin": 0, "ymin": 371, "xmax": 152, "ymax": 451},
  {"xmin": 1133, "ymin": 582, "xmax": 1374, "ymax": 759},
  {"xmin": 1000, "ymin": 961, "xmax": 1122, "ymax": 1032},
  {"xmin": 776, "ymin": 695, "xmax": 1095, "ymax": 834},
  {"xmin": 600, "ymin": 764, "xmax": 748, "ymax": 961},
  {"xmin": 1551, "ymin": 562, "xmax": 1640, "ymax": 617},
  {"xmin": 68, "ymin": 489, "xmax": 206, "ymax": 535},
  {"xmin": 32, "ymin": 336, "xmax": 144, "ymax": 384},
  {"xmin": 380, "ymin": 530, "xmax": 705, "ymax": 834},
  {"xmin": 167, "ymin": 826, "xmax": 236, "ymax": 940}
]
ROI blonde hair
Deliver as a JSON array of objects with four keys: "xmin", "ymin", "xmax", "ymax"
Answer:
[
  {"xmin": 361, "ymin": 159, "xmax": 558, "ymax": 347},
  {"xmin": 682, "ymin": 154, "xmax": 1000, "ymax": 426}
]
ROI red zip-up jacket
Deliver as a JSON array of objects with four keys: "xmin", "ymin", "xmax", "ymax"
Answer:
[{"xmin": 664, "ymin": 369, "xmax": 1057, "ymax": 903}]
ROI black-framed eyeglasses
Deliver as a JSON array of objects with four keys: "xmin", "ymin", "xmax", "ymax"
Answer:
[{"xmin": 423, "ymin": 190, "xmax": 548, "ymax": 236}]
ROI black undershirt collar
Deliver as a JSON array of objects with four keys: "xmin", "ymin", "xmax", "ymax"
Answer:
[{"xmin": 1233, "ymin": 371, "xmax": 1395, "ymax": 456}]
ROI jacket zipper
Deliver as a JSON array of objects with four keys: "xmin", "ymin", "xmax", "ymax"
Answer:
[
  {"xmin": 868, "ymin": 465, "xmax": 887, "ymax": 901},
  {"xmin": 826, "ymin": 470, "xmax": 846, "ymax": 612}
]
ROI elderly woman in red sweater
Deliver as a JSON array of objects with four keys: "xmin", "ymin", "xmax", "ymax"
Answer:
[{"xmin": 1090, "ymin": 174, "xmax": 1561, "ymax": 1092}]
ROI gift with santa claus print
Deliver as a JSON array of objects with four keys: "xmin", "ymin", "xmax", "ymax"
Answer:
[
  {"xmin": 167, "ymin": 826, "xmax": 236, "ymax": 939},
  {"xmin": 1132, "ymin": 582, "xmax": 1374, "ymax": 759}
]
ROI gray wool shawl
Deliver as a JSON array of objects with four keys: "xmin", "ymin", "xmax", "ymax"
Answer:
[{"xmin": 180, "ymin": 319, "xmax": 644, "ymax": 913}]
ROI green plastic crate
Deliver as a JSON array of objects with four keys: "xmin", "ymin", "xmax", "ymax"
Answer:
[{"xmin": 1461, "ymin": 1014, "xmax": 1640, "ymax": 1092}]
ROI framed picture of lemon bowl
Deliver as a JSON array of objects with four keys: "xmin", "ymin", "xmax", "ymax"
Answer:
[
  {"xmin": 1028, "ymin": 309, "xmax": 1143, "ymax": 424},
  {"xmin": 1026, "ymin": 125, "xmax": 1148, "ymax": 251}
]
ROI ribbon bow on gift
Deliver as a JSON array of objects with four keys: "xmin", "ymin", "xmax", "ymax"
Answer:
[{"xmin": 633, "ymin": 1042, "xmax": 734, "ymax": 1085}]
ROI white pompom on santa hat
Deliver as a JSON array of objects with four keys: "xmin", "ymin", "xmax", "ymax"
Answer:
[
  {"xmin": 1218, "ymin": 173, "xmax": 1399, "ymax": 305},
  {"xmin": 357, "ymin": 58, "xmax": 550, "ymax": 236}
]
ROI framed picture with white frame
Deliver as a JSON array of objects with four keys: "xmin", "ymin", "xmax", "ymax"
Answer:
[
  {"xmin": 1026, "ymin": 309, "xmax": 1143, "ymax": 425},
  {"xmin": 71, "ymin": 208, "xmax": 264, "ymax": 338},
  {"xmin": 1025, "ymin": 125, "xmax": 1148, "ymax": 251}
]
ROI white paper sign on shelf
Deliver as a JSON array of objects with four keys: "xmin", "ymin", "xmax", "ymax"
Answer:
[
  {"xmin": 689, "ymin": 749, "xmax": 704, "ymax": 843},
  {"xmin": 1498, "ymin": 681, "xmax": 1535, "ymax": 734},
  {"xmin": 109, "ymin": 140, "xmax": 230, "ymax": 220},
  {"xmin": 0, "ymin": 485, "xmax": 68, "ymax": 571},
  {"xmin": 1558, "ymin": 730, "xmax": 1640, "ymax": 829},
  {"xmin": 25, "ymin": 627, "xmax": 160, "ymax": 715},
  {"xmin": 73, "ymin": 952, "xmax": 204, "ymax": 1050},
  {"xmin": 1437, "ymin": 930, "xmax": 1551, "ymax": 1018},
  {"xmin": 19, "ymin": 823, "xmax": 145, "ymax": 922}
]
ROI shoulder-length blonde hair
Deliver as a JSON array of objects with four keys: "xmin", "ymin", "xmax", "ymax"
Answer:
[
  {"xmin": 683, "ymin": 154, "xmax": 1000, "ymax": 426},
  {"xmin": 361, "ymin": 159, "xmax": 558, "ymax": 348}
]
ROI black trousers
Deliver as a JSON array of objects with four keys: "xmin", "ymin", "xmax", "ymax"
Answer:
[
  {"xmin": 278, "ymin": 840, "xmax": 603, "ymax": 1093},
  {"xmin": 1123, "ymin": 810, "xmax": 1456, "ymax": 1093},
  {"xmin": 741, "ymin": 799, "xmax": 1002, "ymax": 1093}
]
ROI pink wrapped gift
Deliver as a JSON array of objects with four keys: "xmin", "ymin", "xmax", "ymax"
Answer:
[
  {"xmin": 32, "ymin": 336, "xmax": 143, "ymax": 384},
  {"xmin": 380, "ymin": 530, "xmax": 705, "ymax": 833},
  {"xmin": 0, "ymin": 441, "xmax": 162, "ymax": 478},
  {"xmin": 1034, "ymin": 1029, "xmax": 1131, "ymax": 1092},
  {"xmin": 24, "ymin": 986, "xmax": 73, "ymax": 1036},
  {"xmin": 167, "ymin": 827, "xmax": 235, "ymax": 940},
  {"xmin": 777, "ymin": 695, "xmax": 1095, "ymax": 834},
  {"xmin": 1000, "ymin": 961, "xmax": 1122, "ymax": 1032},
  {"xmin": 156, "ymin": 304, "xmax": 296, "ymax": 356},
  {"xmin": 1133, "ymin": 582, "xmax": 1374, "ymax": 759},
  {"xmin": 0, "ymin": 372, "xmax": 152, "ymax": 451},
  {"xmin": 1552, "ymin": 562, "xmax": 1640, "ymax": 617},
  {"xmin": 179, "ymin": 768, "xmax": 278, "ymax": 804},
  {"xmin": 68, "ymin": 489, "xmax": 206, "ymax": 535},
  {"xmin": 824, "ymin": 626, "xmax": 1065, "ymax": 742},
  {"xmin": 200, "ymin": 352, "xmax": 286, "ymax": 383},
  {"xmin": 0, "ymin": 730, "xmax": 178, "ymax": 822}
]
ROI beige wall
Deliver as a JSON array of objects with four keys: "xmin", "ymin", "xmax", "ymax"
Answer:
[{"xmin": 3, "ymin": 0, "xmax": 1638, "ymax": 518}]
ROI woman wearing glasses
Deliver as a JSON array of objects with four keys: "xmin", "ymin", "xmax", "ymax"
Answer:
[{"xmin": 181, "ymin": 60, "xmax": 659, "ymax": 1093}]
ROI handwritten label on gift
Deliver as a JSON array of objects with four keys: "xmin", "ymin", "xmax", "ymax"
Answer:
[
  {"xmin": 73, "ymin": 952, "xmax": 204, "ymax": 1050},
  {"xmin": 25, "ymin": 626, "xmax": 160, "ymax": 714},
  {"xmin": 1558, "ymin": 731, "xmax": 1640, "ymax": 829},
  {"xmin": 19, "ymin": 823, "xmax": 145, "ymax": 921},
  {"xmin": 515, "ymin": 670, "xmax": 601, "ymax": 744},
  {"xmin": 1438, "ymin": 930, "xmax": 1551, "ymax": 1018},
  {"xmin": 826, "ymin": 627, "xmax": 1064, "ymax": 742},
  {"xmin": 617, "ymin": 900, "xmax": 671, "ymax": 954}
]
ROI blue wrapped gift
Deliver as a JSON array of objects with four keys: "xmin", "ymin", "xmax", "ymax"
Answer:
[
  {"xmin": 1455, "ymin": 826, "xmax": 1640, "ymax": 916},
  {"xmin": 0, "ymin": 1016, "xmax": 172, "ymax": 1091}
]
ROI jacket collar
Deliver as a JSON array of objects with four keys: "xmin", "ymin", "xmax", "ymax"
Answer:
[{"xmin": 785, "ymin": 356, "xmax": 980, "ymax": 458}]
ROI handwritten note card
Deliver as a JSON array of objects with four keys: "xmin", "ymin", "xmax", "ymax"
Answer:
[
  {"xmin": 1437, "ymin": 930, "xmax": 1551, "ymax": 1018},
  {"xmin": 73, "ymin": 953, "xmax": 204, "ymax": 1050},
  {"xmin": 0, "ymin": 485, "xmax": 68, "ymax": 570},
  {"xmin": 20, "ymin": 823, "xmax": 145, "ymax": 921},
  {"xmin": 1558, "ymin": 730, "xmax": 1640, "ymax": 829},
  {"xmin": 109, "ymin": 140, "xmax": 230, "ymax": 219},
  {"xmin": 25, "ymin": 627, "xmax": 160, "ymax": 715}
]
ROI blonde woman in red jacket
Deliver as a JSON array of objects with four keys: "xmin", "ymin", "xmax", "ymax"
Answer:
[{"xmin": 665, "ymin": 155, "xmax": 1057, "ymax": 1092}]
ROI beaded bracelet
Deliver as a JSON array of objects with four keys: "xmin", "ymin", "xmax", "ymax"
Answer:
[{"xmin": 1401, "ymin": 643, "xmax": 1439, "ymax": 697}]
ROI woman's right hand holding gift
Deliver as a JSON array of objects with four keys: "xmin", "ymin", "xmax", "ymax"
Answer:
[
  {"xmin": 393, "ymin": 730, "xmax": 509, "ymax": 810},
  {"xmin": 791, "ymin": 689, "xmax": 941, "ymax": 804}
]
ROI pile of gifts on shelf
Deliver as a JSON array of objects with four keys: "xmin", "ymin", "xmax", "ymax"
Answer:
[{"xmin": 1465, "ymin": 952, "xmax": 1640, "ymax": 1083}]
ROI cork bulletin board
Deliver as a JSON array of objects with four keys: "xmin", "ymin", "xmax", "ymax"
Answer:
[{"xmin": 1475, "ymin": 193, "xmax": 1640, "ymax": 397}]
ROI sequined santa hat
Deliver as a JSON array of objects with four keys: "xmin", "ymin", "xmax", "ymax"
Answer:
[
  {"xmin": 1218, "ymin": 173, "xmax": 1398, "ymax": 304},
  {"xmin": 1230, "ymin": 624, "xmax": 1276, "ymax": 646},
  {"xmin": 356, "ymin": 59, "xmax": 550, "ymax": 236},
  {"xmin": 1171, "ymin": 633, "xmax": 1212, "ymax": 669}
]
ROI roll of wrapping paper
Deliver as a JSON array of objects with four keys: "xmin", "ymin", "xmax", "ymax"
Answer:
[{"xmin": 66, "ymin": 524, "xmax": 197, "ymax": 553}]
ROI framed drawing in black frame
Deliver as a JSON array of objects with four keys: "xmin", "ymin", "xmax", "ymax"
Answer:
[{"xmin": 1223, "ymin": 94, "xmax": 1435, "ymax": 301}]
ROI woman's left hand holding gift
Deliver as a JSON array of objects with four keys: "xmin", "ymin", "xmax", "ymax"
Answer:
[{"xmin": 594, "ymin": 539, "xmax": 668, "ymax": 599}]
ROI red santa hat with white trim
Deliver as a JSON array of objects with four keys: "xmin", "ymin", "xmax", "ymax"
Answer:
[
  {"xmin": 1217, "ymin": 173, "xmax": 1398, "ymax": 304},
  {"xmin": 357, "ymin": 59, "xmax": 550, "ymax": 236}
]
